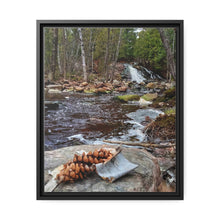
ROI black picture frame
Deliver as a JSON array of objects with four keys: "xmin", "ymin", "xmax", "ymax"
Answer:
[{"xmin": 37, "ymin": 20, "xmax": 184, "ymax": 200}]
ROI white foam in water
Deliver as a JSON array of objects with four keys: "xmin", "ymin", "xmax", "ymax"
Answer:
[
  {"xmin": 134, "ymin": 129, "xmax": 145, "ymax": 142},
  {"xmin": 93, "ymin": 140, "xmax": 105, "ymax": 145},
  {"xmin": 126, "ymin": 108, "xmax": 163, "ymax": 123},
  {"xmin": 67, "ymin": 134, "xmax": 90, "ymax": 144},
  {"xmin": 125, "ymin": 120, "xmax": 144, "ymax": 128},
  {"xmin": 148, "ymin": 109, "xmax": 164, "ymax": 115}
]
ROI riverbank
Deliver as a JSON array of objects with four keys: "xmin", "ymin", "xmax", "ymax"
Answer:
[
  {"xmin": 44, "ymin": 63, "xmax": 174, "ymax": 98},
  {"xmin": 45, "ymin": 78, "xmax": 174, "ymax": 99}
]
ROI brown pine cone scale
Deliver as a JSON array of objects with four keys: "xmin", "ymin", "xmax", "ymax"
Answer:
[{"xmin": 55, "ymin": 148, "xmax": 113, "ymax": 183}]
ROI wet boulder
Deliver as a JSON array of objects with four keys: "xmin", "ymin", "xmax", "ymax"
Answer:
[
  {"xmin": 44, "ymin": 101, "xmax": 59, "ymax": 110},
  {"xmin": 94, "ymin": 88, "xmax": 108, "ymax": 94},
  {"xmin": 46, "ymin": 84, "xmax": 63, "ymax": 91},
  {"xmin": 45, "ymin": 88, "xmax": 64, "ymax": 100},
  {"xmin": 95, "ymin": 82, "xmax": 105, "ymax": 88},
  {"xmin": 48, "ymin": 89, "xmax": 62, "ymax": 94},
  {"xmin": 63, "ymin": 87, "xmax": 74, "ymax": 92},
  {"xmin": 146, "ymin": 82, "xmax": 157, "ymax": 89},
  {"xmin": 102, "ymin": 86, "xmax": 112, "ymax": 91},
  {"xmin": 116, "ymin": 86, "xmax": 128, "ymax": 92},
  {"xmin": 74, "ymin": 86, "xmax": 84, "ymax": 92},
  {"xmin": 80, "ymin": 82, "xmax": 89, "ymax": 87}
]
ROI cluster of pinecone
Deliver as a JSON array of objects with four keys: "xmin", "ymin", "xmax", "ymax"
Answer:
[{"xmin": 55, "ymin": 149, "xmax": 113, "ymax": 183}]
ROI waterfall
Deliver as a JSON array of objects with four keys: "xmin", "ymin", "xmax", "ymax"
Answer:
[
  {"xmin": 143, "ymin": 67, "xmax": 154, "ymax": 79},
  {"xmin": 142, "ymin": 67, "xmax": 163, "ymax": 80},
  {"xmin": 123, "ymin": 64, "xmax": 164, "ymax": 82},
  {"xmin": 126, "ymin": 64, "xmax": 146, "ymax": 83}
]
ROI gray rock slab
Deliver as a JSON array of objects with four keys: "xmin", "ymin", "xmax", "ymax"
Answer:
[{"xmin": 44, "ymin": 145, "xmax": 158, "ymax": 192}]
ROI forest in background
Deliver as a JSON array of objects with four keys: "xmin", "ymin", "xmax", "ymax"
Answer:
[{"xmin": 44, "ymin": 27, "xmax": 176, "ymax": 83}]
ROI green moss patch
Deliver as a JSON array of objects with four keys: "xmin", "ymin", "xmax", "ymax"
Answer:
[
  {"xmin": 141, "ymin": 93, "xmax": 158, "ymax": 101},
  {"xmin": 116, "ymin": 94, "xmax": 140, "ymax": 102},
  {"xmin": 164, "ymin": 87, "xmax": 176, "ymax": 98},
  {"xmin": 84, "ymin": 89, "xmax": 96, "ymax": 94},
  {"xmin": 164, "ymin": 108, "xmax": 176, "ymax": 115}
]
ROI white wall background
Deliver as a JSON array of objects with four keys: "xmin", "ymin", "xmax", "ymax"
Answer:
[{"xmin": 1, "ymin": 0, "xmax": 220, "ymax": 219}]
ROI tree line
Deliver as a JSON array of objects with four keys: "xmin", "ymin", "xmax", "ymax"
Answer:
[{"xmin": 44, "ymin": 27, "xmax": 176, "ymax": 82}]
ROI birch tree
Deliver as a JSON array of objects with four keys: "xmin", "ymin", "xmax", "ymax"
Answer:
[
  {"xmin": 78, "ymin": 28, "xmax": 88, "ymax": 82},
  {"xmin": 62, "ymin": 28, "xmax": 67, "ymax": 79},
  {"xmin": 111, "ymin": 28, "xmax": 123, "ymax": 82},
  {"xmin": 88, "ymin": 29, "xmax": 93, "ymax": 72}
]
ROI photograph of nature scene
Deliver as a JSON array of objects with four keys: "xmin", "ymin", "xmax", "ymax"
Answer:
[{"xmin": 44, "ymin": 27, "xmax": 176, "ymax": 193}]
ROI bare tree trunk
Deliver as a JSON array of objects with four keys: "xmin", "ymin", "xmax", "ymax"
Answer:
[
  {"xmin": 50, "ymin": 28, "xmax": 58, "ymax": 81},
  {"xmin": 111, "ymin": 28, "xmax": 122, "ymax": 82},
  {"xmin": 158, "ymin": 28, "xmax": 176, "ymax": 80},
  {"xmin": 172, "ymin": 31, "xmax": 175, "ymax": 54},
  {"xmin": 78, "ymin": 28, "xmax": 88, "ymax": 82},
  {"xmin": 91, "ymin": 43, "xmax": 94, "ymax": 73},
  {"xmin": 105, "ymin": 28, "xmax": 110, "ymax": 81},
  {"xmin": 57, "ymin": 43, "xmax": 62, "ymax": 76},
  {"xmin": 62, "ymin": 28, "xmax": 67, "ymax": 80},
  {"xmin": 166, "ymin": 54, "xmax": 171, "ymax": 82},
  {"xmin": 88, "ymin": 29, "xmax": 93, "ymax": 71}
]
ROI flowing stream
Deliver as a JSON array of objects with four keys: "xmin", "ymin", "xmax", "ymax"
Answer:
[
  {"xmin": 44, "ymin": 64, "xmax": 164, "ymax": 151},
  {"xmin": 44, "ymin": 93, "xmax": 163, "ymax": 150}
]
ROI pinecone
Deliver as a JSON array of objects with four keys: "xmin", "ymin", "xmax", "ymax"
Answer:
[{"xmin": 55, "ymin": 148, "xmax": 113, "ymax": 183}]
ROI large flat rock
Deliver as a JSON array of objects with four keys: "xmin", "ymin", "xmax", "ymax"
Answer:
[{"xmin": 44, "ymin": 145, "xmax": 160, "ymax": 192}]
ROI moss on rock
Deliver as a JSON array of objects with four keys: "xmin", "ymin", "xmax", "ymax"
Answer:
[
  {"xmin": 116, "ymin": 94, "xmax": 140, "ymax": 102},
  {"xmin": 164, "ymin": 108, "xmax": 176, "ymax": 115},
  {"xmin": 84, "ymin": 89, "xmax": 96, "ymax": 94},
  {"xmin": 141, "ymin": 93, "xmax": 158, "ymax": 101},
  {"xmin": 164, "ymin": 87, "xmax": 176, "ymax": 98}
]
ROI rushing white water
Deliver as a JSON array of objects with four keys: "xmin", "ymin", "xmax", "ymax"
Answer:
[
  {"xmin": 143, "ymin": 67, "xmax": 163, "ymax": 80},
  {"xmin": 124, "ymin": 64, "xmax": 163, "ymax": 83},
  {"xmin": 143, "ymin": 67, "xmax": 154, "ymax": 79},
  {"xmin": 127, "ymin": 64, "xmax": 146, "ymax": 83}
]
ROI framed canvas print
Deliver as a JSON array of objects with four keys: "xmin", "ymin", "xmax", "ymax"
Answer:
[{"xmin": 37, "ymin": 20, "xmax": 183, "ymax": 200}]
